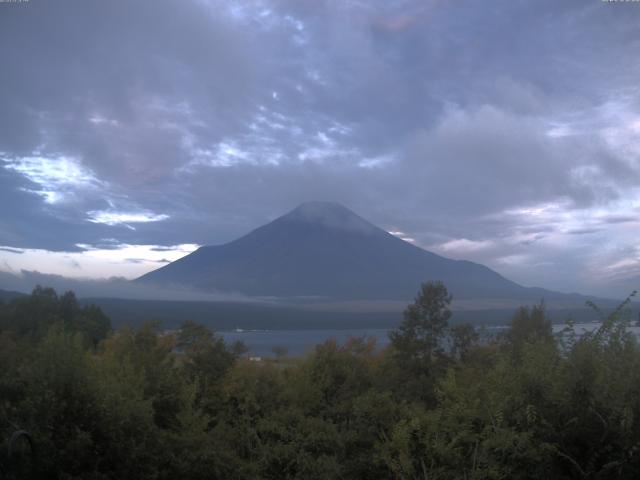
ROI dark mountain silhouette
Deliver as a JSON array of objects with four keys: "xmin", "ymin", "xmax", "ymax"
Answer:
[
  {"xmin": 136, "ymin": 202, "xmax": 587, "ymax": 303},
  {"xmin": 0, "ymin": 288, "xmax": 27, "ymax": 302}
]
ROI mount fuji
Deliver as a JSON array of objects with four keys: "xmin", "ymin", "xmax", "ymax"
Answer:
[{"xmin": 136, "ymin": 202, "xmax": 588, "ymax": 306}]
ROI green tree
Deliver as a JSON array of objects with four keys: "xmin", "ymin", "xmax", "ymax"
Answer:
[
  {"xmin": 506, "ymin": 302, "xmax": 553, "ymax": 354},
  {"xmin": 390, "ymin": 282, "xmax": 452, "ymax": 361},
  {"xmin": 450, "ymin": 323, "xmax": 479, "ymax": 361},
  {"xmin": 178, "ymin": 320, "xmax": 242, "ymax": 413},
  {"xmin": 387, "ymin": 281, "xmax": 452, "ymax": 402},
  {"xmin": 0, "ymin": 287, "xmax": 110, "ymax": 346}
]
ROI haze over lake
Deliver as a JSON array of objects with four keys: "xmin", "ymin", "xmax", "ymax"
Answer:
[{"xmin": 220, "ymin": 322, "xmax": 640, "ymax": 357}]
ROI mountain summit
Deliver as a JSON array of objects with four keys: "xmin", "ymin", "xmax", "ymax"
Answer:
[
  {"xmin": 278, "ymin": 201, "xmax": 379, "ymax": 234},
  {"xmin": 136, "ymin": 202, "xmax": 566, "ymax": 302}
]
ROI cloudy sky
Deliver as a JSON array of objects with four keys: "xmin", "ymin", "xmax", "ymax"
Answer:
[{"xmin": 1, "ymin": 0, "xmax": 639, "ymax": 298}]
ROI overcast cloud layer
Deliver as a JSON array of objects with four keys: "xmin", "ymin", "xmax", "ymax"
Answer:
[{"xmin": 1, "ymin": 0, "xmax": 640, "ymax": 298}]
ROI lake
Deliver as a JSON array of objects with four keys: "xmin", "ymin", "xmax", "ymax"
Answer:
[
  {"xmin": 220, "ymin": 328, "xmax": 392, "ymax": 357},
  {"xmin": 220, "ymin": 322, "xmax": 640, "ymax": 358}
]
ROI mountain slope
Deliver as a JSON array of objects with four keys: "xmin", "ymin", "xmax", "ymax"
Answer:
[
  {"xmin": 136, "ymin": 202, "xmax": 577, "ymax": 302},
  {"xmin": 0, "ymin": 288, "xmax": 27, "ymax": 302}
]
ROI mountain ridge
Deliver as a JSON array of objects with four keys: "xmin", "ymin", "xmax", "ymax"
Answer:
[{"xmin": 136, "ymin": 202, "xmax": 590, "ymax": 303}]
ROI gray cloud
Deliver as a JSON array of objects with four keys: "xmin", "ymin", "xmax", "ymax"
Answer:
[
  {"xmin": 601, "ymin": 214, "xmax": 638, "ymax": 225},
  {"xmin": 1, "ymin": 0, "xmax": 640, "ymax": 296},
  {"xmin": 0, "ymin": 247, "xmax": 24, "ymax": 254},
  {"xmin": 567, "ymin": 228, "xmax": 601, "ymax": 236}
]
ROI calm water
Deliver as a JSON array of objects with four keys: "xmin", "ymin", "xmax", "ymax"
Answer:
[
  {"xmin": 220, "ymin": 322, "xmax": 640, "ymax": 358},
  {"xmin": 221, "ymin": 328, "xmax": 392, "ymax": 357}
]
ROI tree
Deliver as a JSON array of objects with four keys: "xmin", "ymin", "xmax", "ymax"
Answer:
[
  {"xmin": 387, "ymin": 281, "xmax": 452, "ymax": 403},
  {"xmin": 177, "ymin": 320, "xmax": 240, "ymax": 412},
  {"xmin": 0, "ymin": 287, "xmax": 110, "ymax": 346},
  {"xmin": 389, "ymin": 281, "xmax": 452, "ymax": 364},
  {"xmin": 450, "ymin": 323, "xmax": 479, "ymax": 361},
  {"xmin": 506, "ymin": 302, "xmax": 553, "ymax": 352},
  {"xmin": 72, "ymin": 304, "xmax": 111, "ymax": 348}
]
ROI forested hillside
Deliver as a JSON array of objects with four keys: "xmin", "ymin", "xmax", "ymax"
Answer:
[{"xmin": 1, "ymin": 285, "xmax": 639, "ymax": 479}]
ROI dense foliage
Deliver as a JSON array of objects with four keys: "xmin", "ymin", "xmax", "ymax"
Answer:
[{"xmin": 1, "ymin": 284, "xmax": 639, "ymax": 479}]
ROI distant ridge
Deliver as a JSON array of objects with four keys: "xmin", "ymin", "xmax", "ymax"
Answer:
[
  {"xmin": 136, "ymin": 202, "xmax": 590, "ymax": 303},
  {"xmin": 0, "ymin": 288, "xmax": 27, "ymax": 302}
]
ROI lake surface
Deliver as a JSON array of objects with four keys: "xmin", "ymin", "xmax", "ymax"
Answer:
[
  {"xmin": 220, "ymin": 322, "xmax": 640, "ymax": 358},
  {"xmin": 221, "ymin": 328, "xmax": 392, "ymax": 357}
]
